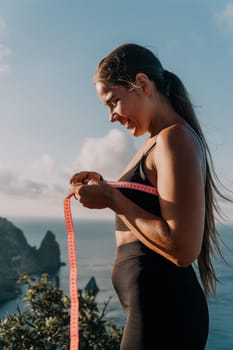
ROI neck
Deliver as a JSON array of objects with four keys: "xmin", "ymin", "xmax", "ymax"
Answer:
[{"xmin": 148, "ymin": 99, "xmax": 186, "ymax": 137}]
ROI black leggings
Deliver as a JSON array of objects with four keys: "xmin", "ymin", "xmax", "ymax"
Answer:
[{"xmin": 112, "ymin": 241, "xmax": 209, "ymax": 350}]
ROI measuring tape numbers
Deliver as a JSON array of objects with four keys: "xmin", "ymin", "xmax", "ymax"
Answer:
[
  {"xmin": 64, "ymin": 181, "xmax": 158, "ymax": 350},
  {"xmin": 107, "ymin": 181, "xmax": 158, "ymax": 195},
  {"xmin": 64, "ymin": 193, "xmax": 79, "ymax": 350}
]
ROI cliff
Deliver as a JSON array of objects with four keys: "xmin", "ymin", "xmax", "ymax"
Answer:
[{"xmin": 0, "ymin": 217, "xmax": 62, "ymax": 303}]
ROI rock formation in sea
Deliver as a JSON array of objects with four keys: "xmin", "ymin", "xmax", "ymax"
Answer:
[
  {"xmin": 0, "ymin": 217, "xmax": 62, "ymax": 304},
  {"xmin": 85, "ymin": 276, "xmax": 100, "ymax": 297}
]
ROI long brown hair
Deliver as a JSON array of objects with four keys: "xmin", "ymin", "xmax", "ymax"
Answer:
[{"xmin": 94, "ymin": 43, "xmax": 231, "ymax": 297}]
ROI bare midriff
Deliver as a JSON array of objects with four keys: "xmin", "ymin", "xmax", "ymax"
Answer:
[{"xmin": 115, "ymin": 230, "xmax": 138, "ymax": 246}]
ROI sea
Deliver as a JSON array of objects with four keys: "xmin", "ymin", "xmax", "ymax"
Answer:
[{"xmin": 0, "ymin": 217, "xmax": 233, "ymax": 350}]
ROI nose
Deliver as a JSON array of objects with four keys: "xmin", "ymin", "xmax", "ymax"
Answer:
[{"xmin": 109, "ymin": 113, "xmax": 118, "ymax": 123}]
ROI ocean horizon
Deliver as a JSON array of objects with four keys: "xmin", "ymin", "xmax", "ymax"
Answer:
[{"xmin": 0, "ymin": 217, "xmax": 233, "ymax": 349}]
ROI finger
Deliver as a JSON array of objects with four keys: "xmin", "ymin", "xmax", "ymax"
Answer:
[
  {"xmin": 70, "ymin": 188, "xmax": 80, "ymax": 201},
  {"xmin": 93, "ymin": 173, "xmax": 104, "ymax": 181},
  {"xmin": 69, "ymin": 172, "xmax": 79, "ymax": 184},
  {"xmin": 86, "ymin": 179, "xmax": 99, "ymax": 185},
  {"xmin": 70, "ymin": 172, "xmax": 86, "ymax": 184},
  {"xmin": 70, "ymin": 171, "xmax": 103, "ymax": 185},
  {"xmin": 69, "ymin": 183, "xmax": 81, "ymax": 197},
  {"xmin": 69, "ymin": 184, "xmax": 74, "ymax": 193},
  {"xmin": 74, "ymin": 194, "xmax": 80, "ymax": 201}
]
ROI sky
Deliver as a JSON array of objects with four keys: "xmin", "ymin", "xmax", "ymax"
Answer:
[{"xmin": 0, "ymin": 0, "xmax": 233, "ymax": 221}]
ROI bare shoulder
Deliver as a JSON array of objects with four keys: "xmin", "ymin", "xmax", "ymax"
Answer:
[
  {"xmin": 158, "ymin": 123, "xmax": 197, "ymax": 144},
  {"xmin": 156, "ymin": 123, "xmax": 202, "ymax": 156}
]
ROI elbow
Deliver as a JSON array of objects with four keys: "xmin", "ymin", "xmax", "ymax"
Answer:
[
  {"xmin": 167, "ymin": 235, "xmax": 202, "ymax": 267},
  {"xmin": 173, "ymin": 258, "xmax": 194, "ymax": 268},
  {"xmin": 171, "ymin": 249, "xmax": 200, "ymax": 267}
]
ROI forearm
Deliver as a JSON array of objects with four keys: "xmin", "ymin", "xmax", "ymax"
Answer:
[
  {"xmin": 70, "ymin": 179, "xmax": 198, "ymax": 266},
  {"xmin": 109, "ymin": 188, "xmax": 184, "ymax": 265}
]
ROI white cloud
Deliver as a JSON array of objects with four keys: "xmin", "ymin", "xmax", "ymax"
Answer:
[
  {"xmin": 0, "ymin": 169, "xmax": 48, "ymax": 198},
  {"xmin": 0, "ymin": 167, "xmax": 112, "ymax": 219},
  {"xmin": 33, "ymin": 153, "xmax": 55, "ymax": 174},
  {"xmin": 0, "ymin": 153, "xmax": 63, "ymax": 207},
  {"xmin": 0, "ymin": 63, "xmax": 9, "ymax": 72},
  {"xmin": 216, "ymin": 2, "xmax": 233, "ymax": 33},
  {"xmin": 68, "ymin": 129, "xmax": 136, "ymax": 180},
  {"xmin": 0, "ymin": 166, "xmax": 70, "ymax": 218},
  {"xmin": 0, "ymin": 131, "xmax": 136, "ymax": 218}
]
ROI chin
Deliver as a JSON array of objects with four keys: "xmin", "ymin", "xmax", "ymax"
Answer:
[
  {"xmin": 131, "ymin": 129, "xmax": 145, "ymax": 137},
  {"xmin": 130, "ymin": 128, "xmax": 138, "ymax": 137}
]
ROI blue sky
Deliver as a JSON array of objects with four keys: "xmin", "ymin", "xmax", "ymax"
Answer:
[{"xmin": 0, "ymin": 0, "xmax": 233, "ymax": 220}]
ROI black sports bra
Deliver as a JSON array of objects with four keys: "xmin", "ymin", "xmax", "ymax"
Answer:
[
  {"xmin": 115, "ymin": 142, "xmax": 161, "ymax": 231},
  {"xmin": 115, "ymin": 125, "xmax": 207, "ymax": 231}
]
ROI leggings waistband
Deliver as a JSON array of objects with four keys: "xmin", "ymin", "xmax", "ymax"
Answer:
[{"xmin": 115, "ymin": 240, "xmax": 157, "ymax": 264}]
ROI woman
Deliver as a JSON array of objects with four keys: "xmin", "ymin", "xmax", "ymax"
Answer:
[{"xmin": 70, "ymin": 43, "xmax": 226, "ymax": 349}]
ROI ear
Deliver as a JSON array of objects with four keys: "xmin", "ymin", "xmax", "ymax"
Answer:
[{"xmin": 135, "ymin": 73, "xmax": 152, "ymax": 96}]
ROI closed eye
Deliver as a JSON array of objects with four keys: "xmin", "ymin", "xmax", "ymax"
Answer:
[
  {"xmin": 110, "ymin": 100, "xmax": 118, "ymax": 107},
  {"xmin": 107, "ymin": 98, "xmax": 118, "ymax": 108}
]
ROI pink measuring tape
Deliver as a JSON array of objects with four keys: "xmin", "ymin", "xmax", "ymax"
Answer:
[{"xmin": 64, "ymin": 181, "xmax": 158, "ymax": 349}]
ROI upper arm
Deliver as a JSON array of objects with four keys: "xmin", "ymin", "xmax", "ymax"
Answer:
[{"xmin": 154, "ymin": 125, "xmax": 205, "ymax": 264}]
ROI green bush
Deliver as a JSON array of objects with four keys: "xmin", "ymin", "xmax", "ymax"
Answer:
[{"xmin": 0, "ymin": 274, "xmax": 123, "ymax": 350}]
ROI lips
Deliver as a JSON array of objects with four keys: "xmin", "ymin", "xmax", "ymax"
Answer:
[
  {"xmin": 125, "ymin": 119, "xmax": 136, "ymax": 129},
  {"xmin": 118, "ymin": 116, "xmax": 130, "ymax": 126},
  {"xmin": 112, "ymin": 114, "xmax": 135, "ymax": 130},
  {"xmin": 125, "ymin": 121, "xmax": 132, "ymax": 129}
]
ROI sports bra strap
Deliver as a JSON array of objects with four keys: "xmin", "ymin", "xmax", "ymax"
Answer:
[
  {"xmin": 138, "ymin": 141, "xmax": 157, "ymax": 183},
  {"xmin": 143, "ymin": 141, "xmax": 157, "ymax": 157}
]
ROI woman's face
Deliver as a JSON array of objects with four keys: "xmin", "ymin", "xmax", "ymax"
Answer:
[{"xmin": 96, "ymin": 81, "xmax": 154, "ymax": 137}]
